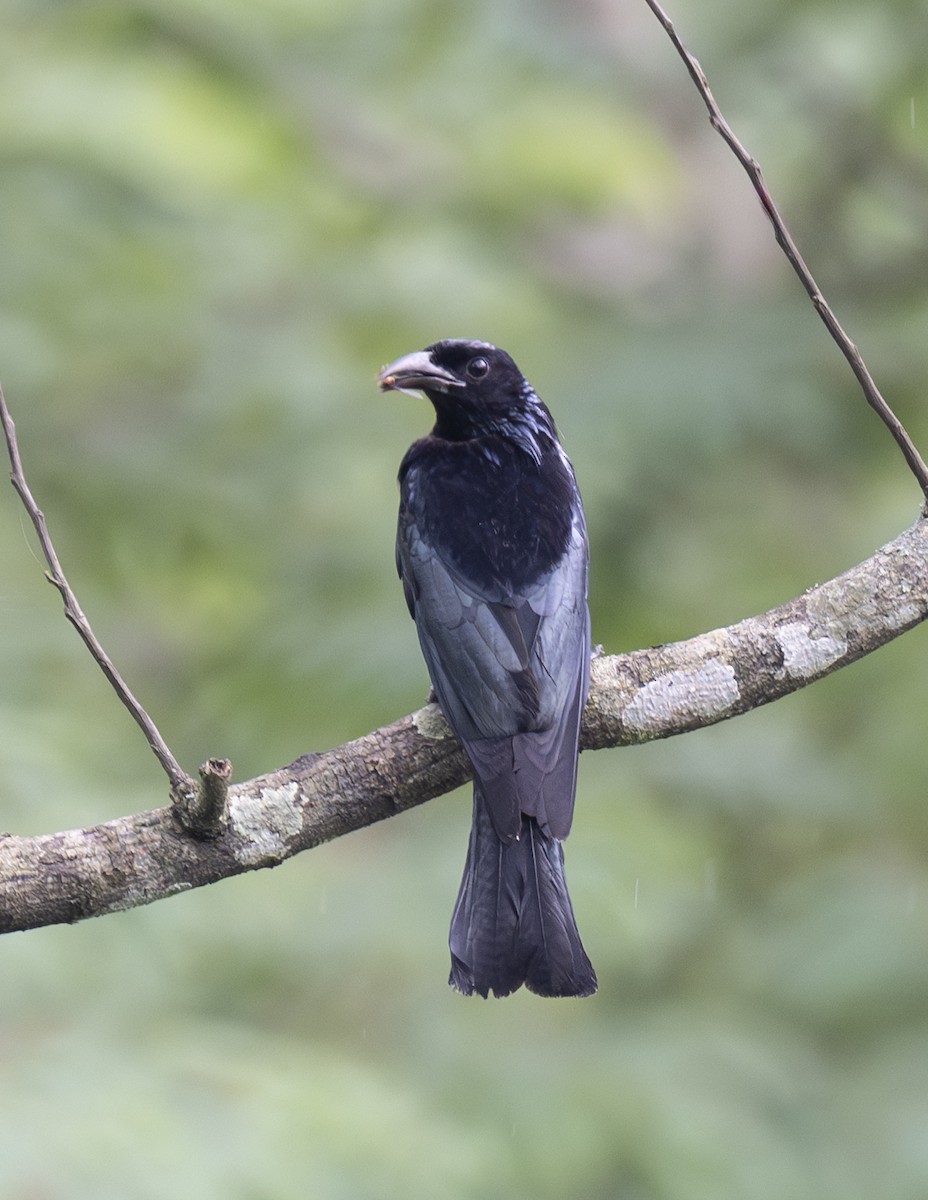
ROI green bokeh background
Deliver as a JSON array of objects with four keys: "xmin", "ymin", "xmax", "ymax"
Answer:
[{"xmin": 3, "ymin": 1, "xmax": 928, "ymax": 1196}]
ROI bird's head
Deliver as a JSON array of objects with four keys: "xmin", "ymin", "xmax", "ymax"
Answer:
[{"xmin": 378, "ymin": 339, "xmax": 547, "ymax": 444}]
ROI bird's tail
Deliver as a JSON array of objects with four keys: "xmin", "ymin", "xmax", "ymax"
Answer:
[{"xmin": 448, "ymin": 791, "xmax": 597, "ymax": 999}]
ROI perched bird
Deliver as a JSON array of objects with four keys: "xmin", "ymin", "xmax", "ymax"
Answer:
[{"xmin": 379, "ymin": 339, "xmax": 596, "ymax": 998}]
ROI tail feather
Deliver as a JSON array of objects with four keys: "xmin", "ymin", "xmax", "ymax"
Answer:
[{"xmin": 449, "ymin": 791, "xmax": 597, "ymax": 999}]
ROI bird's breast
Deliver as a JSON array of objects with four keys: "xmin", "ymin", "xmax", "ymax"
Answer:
[{"xmin": 400, "ymin": 435, "xmax": 579, "ymax": 595}]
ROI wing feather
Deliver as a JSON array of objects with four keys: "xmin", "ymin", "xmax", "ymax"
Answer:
[{"xmin": 398, "ymin": 484, "xmax": 589, "ymax": 841}]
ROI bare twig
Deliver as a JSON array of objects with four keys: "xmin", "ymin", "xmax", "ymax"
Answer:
[
  {"xmin": 0, "ymin": 384, "xmax": 193, "ymax": 796},
  {"xmin": 644, "ymin": 0, "xmax": 928, "ymax": 502}
]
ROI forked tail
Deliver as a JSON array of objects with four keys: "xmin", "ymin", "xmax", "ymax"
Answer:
[{"xmin": 449, "ymin": 792, "xmax": 597, "ymax": 999}]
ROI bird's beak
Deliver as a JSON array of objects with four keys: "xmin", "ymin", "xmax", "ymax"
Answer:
[{"xmin": 377, "ymin": 350, "xmax": 464, "ymax": 396}]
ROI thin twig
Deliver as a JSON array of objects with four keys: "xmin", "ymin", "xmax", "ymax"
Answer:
[
  {"xmin": 644, "ymin": 0, "xmax": 928, "ymax": 502},
  {"xmin": 0, "ymin": 384, "xmax": 193, "ymax": 795}
]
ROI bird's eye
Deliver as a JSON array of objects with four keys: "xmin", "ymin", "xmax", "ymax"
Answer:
[{"xmin": 466, "ymin": 356, "xmax": 490, "ymax": 380}]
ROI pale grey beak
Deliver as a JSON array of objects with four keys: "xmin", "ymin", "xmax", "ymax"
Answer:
[{"xmin": 377, "ymin": 350, "xmax": 464, "ymax": 396}]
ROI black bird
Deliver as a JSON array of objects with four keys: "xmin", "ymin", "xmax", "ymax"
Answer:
[{"xmin": 379, "ymin": 339, "xmax": 596, "ymax": 998}]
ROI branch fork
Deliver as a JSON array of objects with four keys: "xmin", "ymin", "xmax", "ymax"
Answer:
[{"xmin": 172, "ymin": 759, "xmax": 233, "ymax": 839}]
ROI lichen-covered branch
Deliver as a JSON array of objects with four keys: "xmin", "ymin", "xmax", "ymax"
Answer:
[
  {"xmin": 2, "ymin": 516, "xmax": 926, "ymax": 935},
  {"xmin": 583, "ymin": 516, "xmax": 928, "ymax": 745}
]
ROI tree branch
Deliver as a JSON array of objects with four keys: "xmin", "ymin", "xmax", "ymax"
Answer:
[{"xmin": 3, "ymin": 515, "xmax": 926, "ymax": 934}]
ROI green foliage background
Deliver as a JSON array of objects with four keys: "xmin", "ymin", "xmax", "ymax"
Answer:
[{"xmin": 2, "ymin": 1, "xmax": 928, "ymax": 1196}]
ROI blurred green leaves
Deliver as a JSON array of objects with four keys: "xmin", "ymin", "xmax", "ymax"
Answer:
[{"xmin": 2, "ymin": 0, "xmax": 928, "ymax": 1196}]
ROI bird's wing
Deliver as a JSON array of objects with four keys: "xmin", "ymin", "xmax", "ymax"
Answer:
[
  {"xmin": 398, "ymin": 501, "xmax": 590, "ymax": 841},
  {"xmin": 473, "ymin": 508, "xmax": 590, "ymax": 841},
  {"xmin": 397, "ymin": 509, "xmax": 540, "ymax": 737}
]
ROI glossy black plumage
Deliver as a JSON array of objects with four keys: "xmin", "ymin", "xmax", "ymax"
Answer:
[{"xmin": 380, "ymin": 339, "xmax": 596, "ymax": 998}]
